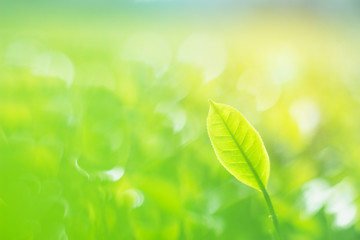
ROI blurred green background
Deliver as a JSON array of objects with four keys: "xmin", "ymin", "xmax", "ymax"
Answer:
[{"xmin": 1, "ymin": 1, "xmax": 360, "ymax": 239}]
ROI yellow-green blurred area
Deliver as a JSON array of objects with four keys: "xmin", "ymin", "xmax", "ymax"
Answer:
[{"xmin": 1, "ymin": 1, "xmax": 360, "ymax": 239}]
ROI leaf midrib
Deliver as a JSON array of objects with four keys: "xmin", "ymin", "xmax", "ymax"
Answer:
[{"xmin": 210, "ymin": 101, "xmax": 267, "ymax": 191}]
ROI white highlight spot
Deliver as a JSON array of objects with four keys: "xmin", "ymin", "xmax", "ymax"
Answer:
[
  {"xmin": 290, "ymin": 98, "xmax": 320, "ymax": 136},
  {"xmin": 325, "ymin": 180, "xmax": 357, "ymax": 228},
  {"xmin": 303, "ymin": 179, "xmax": 332, "ymax": 215},
  {"xmin": 123, "ymin": 189, "xmax": 144, "ymax": 208},
  {"xmin": 333, "ymin": 204, "xmax": 357, "ymax": 228},
  {"xmin": 31, "ymin": 51, "xmax": 74, "ymax": 87},
  {"xmin": 74, "ymin": 158, "xmax": 90, "ymax": 179},
  {"xmin": 99, "ymin": 167, "xmax": 125, "ymax": 182},
  {"xmin": 266, "ymin": 47, "xmax": 298, "ymax": 85},
  {"xmin": 177, "ymin": 33, "xmax": 227, "ymax": 83},
  {"xmin": 302, "ymin": 178, "xmax": 357, "ymax": 228}
]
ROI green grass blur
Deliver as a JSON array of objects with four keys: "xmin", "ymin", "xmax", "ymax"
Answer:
[{"xmin": 1, "ymin": 3, "xmax": 360, "ymax": 240}]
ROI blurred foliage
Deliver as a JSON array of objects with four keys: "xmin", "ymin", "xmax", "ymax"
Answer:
[{"xmin": 1, "ymin": 4, "xmax": 360, "ymax": 240}]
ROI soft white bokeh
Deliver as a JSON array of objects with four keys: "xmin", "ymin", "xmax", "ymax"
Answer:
[
  {"xmin": 31, "ymin": 51, "xmax": 74, "ymax": 87},
  {"xmin": 325, "ymin": 179, "xmax": 357, "ymax": 228},
  {"xmin": 156, "ymin": 101, "xmax": 187, "ymax": 133},
  {"xmin": 98, "ymin": 166, "xmax": 125, "ymax": 182},
  {"xmin": 177, "ymin": 33, "xmax": 227, "ymax": 83},
  {"xmin": 267, "ymin": 47, "xmax": 298, "ymax": 85},
  {"xmin": 122, "ymin": 32, "xmax": 172, "ymax": 78},
  {"xmin": 302, "ymin": 178, "xmax": 358, "ymax": 228},
  {"xmin": 74, "ymin": 158, "xmax": 90, "ymax": 179},
  {"xmin": 290, "ymin": 98, "xmax": 320, "ymax": 136},
  {"xmin": 123, "ymin": 189, "xmax": 144, "ymax": 209},
  {"xmin": 237, "ymin": 68, "xmax": 282, "ymax": 111},
  {"xmin": 5, "ymin": 40, "xmax": 44, "ymax": 67},
  {"xmin": 303, "ymin": 178, "xmax": 332, "ymax": 215}
]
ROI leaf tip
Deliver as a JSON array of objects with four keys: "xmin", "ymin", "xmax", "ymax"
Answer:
[{"xmin": 208, "ymin": 99, "xmax": 217, "ymax": 107}]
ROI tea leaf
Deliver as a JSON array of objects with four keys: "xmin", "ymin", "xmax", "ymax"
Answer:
[{"xmin": 207, "ymin": 99, "xmax": 270, "ymax": 191}]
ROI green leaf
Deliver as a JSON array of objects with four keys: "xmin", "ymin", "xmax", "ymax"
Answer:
[{"xmin": 207, "ymin": 99, "xmax": 270, "ymax": 191}]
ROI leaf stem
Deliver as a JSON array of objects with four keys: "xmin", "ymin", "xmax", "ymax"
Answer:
[
  {"xmin": 247, "ymin": 155, "xmax": 281, "ymax": 239},
  {"xmin": 259, "ymin": 184, "xmax": 281, "ymax": 240},
  {"xmin": 209, "ymin": 100, "xmax": 281, "ymax": 239}
]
